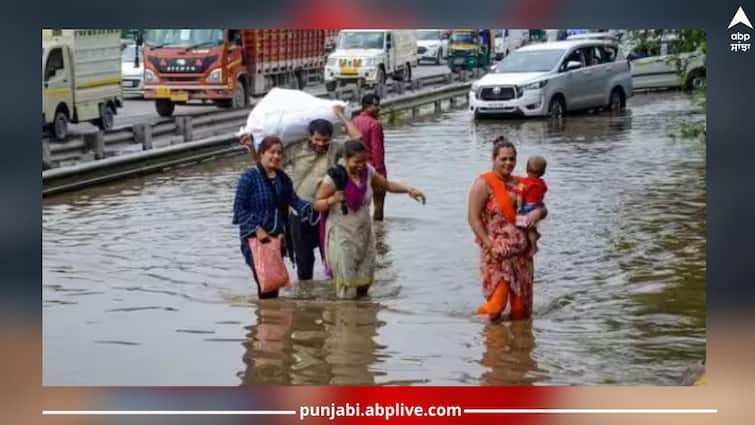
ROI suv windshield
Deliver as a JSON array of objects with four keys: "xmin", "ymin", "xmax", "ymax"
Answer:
[
  {"xmin": 337, "ymin": 31, "xmax": 385, "ymax": 49},
  {"xmin": 416, "ymin": 30, "xmax": 441, "ymax": 41},
  {"xmin": 494, "ymin": 49, "xmax": 565, "ymax": 73},
  {"xmin": 143, "ymin": 29, "xmax": 224, "ymax": 48}
]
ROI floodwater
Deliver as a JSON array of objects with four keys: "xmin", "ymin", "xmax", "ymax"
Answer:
[{"xmin": 43, "ymin": 91, "xmax": 706, "ymax": 386}]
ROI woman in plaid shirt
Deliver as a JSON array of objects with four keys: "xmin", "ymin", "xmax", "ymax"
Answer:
[{"xmin": 233, "ymin": 136, "xmax": 317, "ymax": 299}]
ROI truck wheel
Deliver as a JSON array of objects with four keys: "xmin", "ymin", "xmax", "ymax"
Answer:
[
  {"xmin": 95, "ymin": 105, "xmax": 115, "ymax": 131},
  {"xmin": 53, "ymin": 110, "xmax": 68, "ymax": 141},
  {"xmin": 231, "ymin": 81, "xmax": 248, "ymax": 109},
  {"xmin": 325, "ymin": 81, "xmax": 337, "ymax": 92},
  {"xmin": 295, "ymin": 70, "xmax": 306, "ymax": 89},
  {"xmin": 435, "ymin": 51, "xmax": 441, "ymax": 65},
  {"xmin": 155, "ymin": 99, "xmax": 175, "ymax": 117},
  {"xmin": 405, "ymin": 63, "xmax": 412, "ymax": 82},
  {"xmin": 377, "ymin": 67, "xmax": 386, "ymax": 84}
]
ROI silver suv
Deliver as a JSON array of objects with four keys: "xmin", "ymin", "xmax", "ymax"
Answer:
[{"xmin": 469, "ymin": 40, "xmax": 633, "ymax": 119}]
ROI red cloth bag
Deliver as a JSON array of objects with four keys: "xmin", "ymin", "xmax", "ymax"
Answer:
[{"xmin": 249, "ymin": 235, "xmax": 290, "ymax": 293}]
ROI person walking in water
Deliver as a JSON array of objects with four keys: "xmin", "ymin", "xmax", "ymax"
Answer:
[
  {"xmin": 467, "ymin": 137, "xmax": 547, "ymax": 320},
  {"xmin": 281, "ymin": 106, "xmax": 362, "ymax": 281},
  {"xmin": 239, "ymin": 105, "xmax": 361, "ymax": 282},
  {"xmin": 232, "ymin": 136, "xmax": 317, "ymax": 298},
  {"xmin": 313, "ymin": 140, "xmax": 425, "ymax": 299},
  {"xmin": 352, "ymin": 93, "xmax": 388, "ymax": 221}
]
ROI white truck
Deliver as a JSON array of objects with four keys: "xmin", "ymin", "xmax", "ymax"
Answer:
[
  {"xmin": 42, "ymin": 29, "xmax": 123, "ymax": 140},
  {"xmin": 324, "ymin": 29, "xmax": 418, "ymax": 91}
]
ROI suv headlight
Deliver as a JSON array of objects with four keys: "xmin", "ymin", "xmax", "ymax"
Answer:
[
  {"xmin": 521, "ymin": 80, "xmax": 548, "ymax": 90},
  {"xmin": 144, "ymin": 69, "xmax": 157, "ymax": 82},
  {"xmin": 206, "ymin": 68, "xmax": 223, "ymax": 82}
]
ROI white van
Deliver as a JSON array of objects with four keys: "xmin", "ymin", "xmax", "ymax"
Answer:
[
  {"xmin": 324, "ymin": 29, "xmax": 418, "ymax": 90},
  {"xmin": 43, "ymin": 29, "xmax": 123, "ymax": 140}
]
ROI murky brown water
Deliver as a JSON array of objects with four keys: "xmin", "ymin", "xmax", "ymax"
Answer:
[{"xmin": 43, "ymin": 91, "xmax": 705, "ymax": 385}]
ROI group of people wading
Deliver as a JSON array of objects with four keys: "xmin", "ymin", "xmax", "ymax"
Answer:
[{"xmin": 233, "ymin": 94, "xmax": 547, "ymax": 321}]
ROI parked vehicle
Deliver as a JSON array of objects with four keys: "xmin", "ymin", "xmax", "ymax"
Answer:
[
  {"xmin": 469, "ymin": 39, "xmax": 633, "ymax": 119},
  {"xmin": 324, "ymin": 29, "xmax": 417, "ymax": 91},
  {"xmin": 416, "ymin": 29, "xmax": 446, "ymax": 64},
  {"xmin": 143, "ymin": 29, "xmax": 327, "ymax": 117},
  {"xmin": 42, "ymin": 29, "xmax": 123, "ymax": 140},
  {"xmin": 626, "ymin": 33, "xmax": 706, "ymax": 91},
  {"xmin": 494, "ymin": 29, "xmax": 529, "ymax": 60},
  {"xmin": 447, "ymin": 29, "xmax": 493, "ymax": 72},
  {"xmin": 567, "ymin": 32, "xmax": 619, "ymax": 43},
  {"xmin": 121, "ymin": 40, "xmax": 144, "ymax": 98}
]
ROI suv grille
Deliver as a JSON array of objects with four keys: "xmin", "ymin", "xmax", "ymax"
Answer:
[{"xmin": 480, "ymin": 86, "xmax": 516, "ymax": 101}]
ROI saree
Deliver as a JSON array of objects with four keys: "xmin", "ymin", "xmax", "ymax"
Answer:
[{"xmin": 477, "ymin": 172, "xmax": 534, "ymax": 319}]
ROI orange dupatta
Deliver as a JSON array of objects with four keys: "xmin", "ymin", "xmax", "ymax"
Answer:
[{"xmin": 481, "ymin": 172, "xmax": 517, "ymax": 224}]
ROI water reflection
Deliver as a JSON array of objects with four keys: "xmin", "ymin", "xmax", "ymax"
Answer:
[
  {"xmin": 240, "ymin": 300, "xmax": 382, "ymax": 385},
  {"xmin": 479, "ymin": 320, "xmax": 538, "ymax": 386}
]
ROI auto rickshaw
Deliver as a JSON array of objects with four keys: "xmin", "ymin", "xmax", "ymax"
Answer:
[{"xmin": 446, "ymin": 29, "xmax": 492, "ymax": 72}]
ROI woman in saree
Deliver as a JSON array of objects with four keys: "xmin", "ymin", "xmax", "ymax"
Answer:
[
  {"xmin": 313, "ymin": 140, "xmax": 426, "ymax": 299},
  {"xmin": 467, "ymin": 138, "xmax": 547, "ymax": 321}
]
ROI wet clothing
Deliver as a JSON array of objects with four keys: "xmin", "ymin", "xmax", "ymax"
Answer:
[
  {"xmin": 322, "ymin": 165, "xmax": 378, "ymax": 298},
  {"xmin": 282, "ymin": 140, "xmax": 342, "ymax": 279},
  {"xmin": 288, "ymin": 211, "xmax": 320, "ymax": 280},
  {"xmin": 283, "ymin": 140, "xmax": 343, "ymax": 202},
  {"xmin": 232, "ymin": 165, "xmax": 315, "ymax": 296},
  {"xmin": 476, "ymin": 172, "xmax": 535, "ymax": 319},
  {"xmin": 352, "ymin": 111, "xmax": 387, "ymax": 178}
]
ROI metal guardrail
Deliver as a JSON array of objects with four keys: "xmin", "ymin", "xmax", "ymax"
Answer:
[
  {"xmin": 43, "ymin": 73, "xmax": 476, "ymax": 196},
  {"xmin": 42, "ymin": 71, "xmax": 478, "ymax": 169}
]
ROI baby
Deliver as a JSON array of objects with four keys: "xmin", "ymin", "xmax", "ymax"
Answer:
[{"xmin": 516, "ymin": 156, "xmax": 548, "ymax": 255}]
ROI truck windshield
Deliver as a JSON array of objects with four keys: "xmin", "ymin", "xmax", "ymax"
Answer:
[
  {"xmin": 449, "ymin": 32, "xmax": 476, "ymax": 44},
  {"xmin": 337, "ymin": 31, "xmax": 384, "ymax": 49},
  {"xmin": 143, "ymin": 29, "xmax": 224, "ymax": 48},
  {"xmin": 494, "ymin": 49, "xmax": 564, "ymax": 73},
  {"xmin": 416, "ymin": 30, "xmax": 441, "ymax": 41}
]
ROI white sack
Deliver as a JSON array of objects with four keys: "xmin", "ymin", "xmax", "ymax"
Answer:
[{"xmin": 236, "ymin": 88, "xmax": 348, "ymax": 148}]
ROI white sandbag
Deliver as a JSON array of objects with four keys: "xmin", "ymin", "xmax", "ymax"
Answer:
[{"xmin": 236, "ymin": 88, "xmax": 348, "ymax": 148}]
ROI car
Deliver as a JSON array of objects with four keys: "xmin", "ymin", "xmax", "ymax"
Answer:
[
  {"xmin": 416, "ymin": 29, "xmax": 446, "ymax": 64},
  {"xmin": 626, "ymin": 34, "xmax": 705, "ymax": 91},
  {"xmin": 566, "ymin": 32, "xmax": 619, "ymax": 42},
  {"xmin": 121, "ymin": 41, "xmax": 144, "ymax": 98},
  {"xmin": 469, "ymin": 39, "xmax": 633, "ymax": 119}
]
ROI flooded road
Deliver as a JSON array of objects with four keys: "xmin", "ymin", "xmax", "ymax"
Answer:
[{"xmin": 43, "ymin": 91, "xmax": 706, "ymax": 386}]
